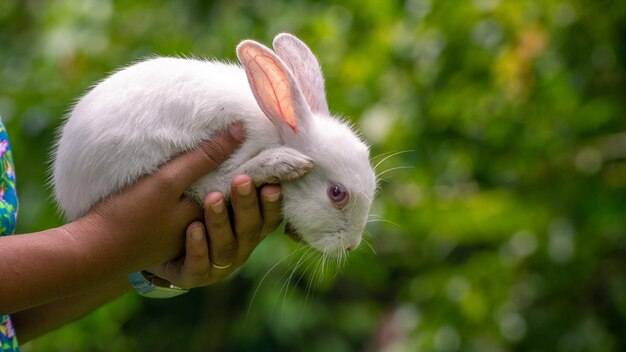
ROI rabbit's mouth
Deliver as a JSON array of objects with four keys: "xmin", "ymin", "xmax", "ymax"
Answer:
[{"xmin": 284, "ymin": 222, "xmax": 303, "ymax": 243}]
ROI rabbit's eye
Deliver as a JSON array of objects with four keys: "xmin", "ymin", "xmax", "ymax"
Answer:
[{"xmin": 328, "ymin": 184, "xmax": 349, "ymax": 208}]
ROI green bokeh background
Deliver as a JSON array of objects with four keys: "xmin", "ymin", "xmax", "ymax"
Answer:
[{"xmin": 1, "ymin": 0, "xmax": 625, "ymax": 351}]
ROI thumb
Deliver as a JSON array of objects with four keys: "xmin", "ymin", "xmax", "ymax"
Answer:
[{"xmin": 155, "ymin": 123, "xmax": 246, "ymax": 194}]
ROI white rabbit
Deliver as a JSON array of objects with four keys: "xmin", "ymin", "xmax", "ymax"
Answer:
[{"xmin": 53, "ymin": 33, "xmax": 376, "ymax": 257}]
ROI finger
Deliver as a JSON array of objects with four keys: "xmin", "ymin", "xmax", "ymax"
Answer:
[
  {"xmin": 204, "ymin": 192, "xmax": 238, "ymax": 268},
  {"xmin": 182, "ymin": 222, "xmax": 211, "ymax": 279},
  {"xmin": 259, "ymin": 184, "xmax": 283, "ymax": 235},
  {"xmin": 154, "ymin": 123, "xmax": 246, "ymax": 194},
  {"xmin": 230, "ymin": 174, "xmax": 264, "ymax": 262}
]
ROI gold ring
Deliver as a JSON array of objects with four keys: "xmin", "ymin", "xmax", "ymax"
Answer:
[{"xmin": 210, "ymin": 261, "xmax": 233, "ymax": 270}]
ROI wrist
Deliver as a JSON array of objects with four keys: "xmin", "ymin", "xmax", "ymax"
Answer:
[
  {"xmin": 62, "ymin": 215, "xmax": 148, "ymax": 277},
  {"xmin": 67, "ymin": 212, "xmax": 167, "ymax": 273},
  {"xmin": 128, "ymin": 271, "xmax": 188, "ymax": 299}
]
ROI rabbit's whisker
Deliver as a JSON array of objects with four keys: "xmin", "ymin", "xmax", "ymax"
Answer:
[
  {"xmin": 372, "ymin": 150, "xmax": 414, "ymax": 171},
  {"xmin": 377, "ymin": 165, "xmax": 415, "ymax": 179}
]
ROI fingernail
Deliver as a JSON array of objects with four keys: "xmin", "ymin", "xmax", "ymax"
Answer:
[
  {"xmin": 210, "ymin": 199, "xmax": 225, "ymax": 214},
  {"xmin": 191, "ymin": 226, "xmax": 204, "ymax": 241},
  {"xmin": 229, "ymin": 123, "xmax": 246, "ymax": 141},
  {"xmin": 237, "ymin": 181, "xmax": 252, "ymax": 196},
  {"xmin": 265, "ymin": 190, "xmax": 281, "ymax": 203}
]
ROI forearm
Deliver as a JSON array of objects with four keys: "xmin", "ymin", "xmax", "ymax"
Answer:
[
  {"xmin": 0, "ymin": 217, "xmax": 184, "ymax": 315},
  {"xmin": 10, "ymin": 277, "xmax": 131, "ymax": 343}
]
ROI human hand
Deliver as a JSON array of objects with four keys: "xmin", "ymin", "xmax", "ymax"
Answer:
[
  {"xmin": 68, "ymin": 123, "xmax": 247, "ymax": 274},
  {"xmin": 146, "ymin": 175, "xmax": 283, "ymax": 288}
]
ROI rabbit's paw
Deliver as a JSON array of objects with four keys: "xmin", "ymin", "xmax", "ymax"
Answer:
[{"xmin": 236, "ymin": 147, "xmax": 314, "ymax": 184}]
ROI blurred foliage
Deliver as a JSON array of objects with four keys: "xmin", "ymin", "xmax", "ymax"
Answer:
[{"xmin": 1, "ymin": 0, "xmax": 625, "ymax": 351}]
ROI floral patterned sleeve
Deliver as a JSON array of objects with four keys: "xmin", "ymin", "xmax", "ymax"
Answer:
[{"xmin": 0, "ymin": 117, "xmax": 20, "ymax": 351}]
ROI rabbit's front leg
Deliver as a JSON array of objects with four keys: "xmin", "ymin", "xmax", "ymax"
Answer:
[{"xmin": 235, "ymin": 146, "xmax": 314, "ymax": 185}]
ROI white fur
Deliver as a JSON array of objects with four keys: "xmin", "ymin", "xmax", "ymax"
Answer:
[{"xmin": 53, "ymin": 34, "xmax": 376, "ymax": 256}]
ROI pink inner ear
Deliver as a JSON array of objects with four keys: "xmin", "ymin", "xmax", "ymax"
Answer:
[{"xmin": 240, "ymin": 45, "xmax": 298, "ymax": 132}]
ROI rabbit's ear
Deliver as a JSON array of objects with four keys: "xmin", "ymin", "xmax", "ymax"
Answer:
[
  {"xmin": 237, "ymin": 40, "xmax": 311, "ymax": 134},
  {"xmin": 273, "ymin": 33, "xmax": 330, "ymax": 116}
]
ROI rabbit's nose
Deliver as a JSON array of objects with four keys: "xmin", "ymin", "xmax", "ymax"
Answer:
[{"xmin": 345, "ymin": 237, "xmax": 361, "ymax": 252}]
